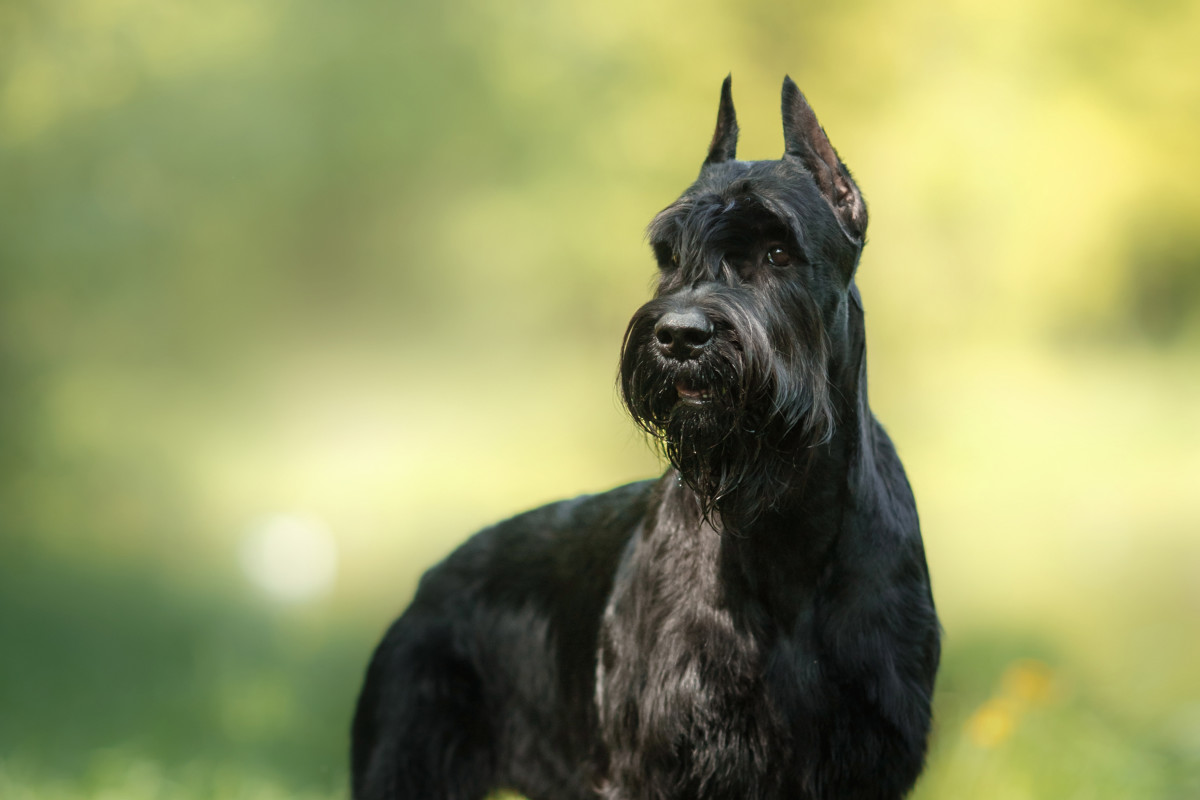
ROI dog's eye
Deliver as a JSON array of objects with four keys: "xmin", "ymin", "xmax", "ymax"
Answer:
[
  {"xmin": 766, "ymin": 247, "xmax": 792, "ymax": 267},
  {"xmin": 653, "ymin": 242, "xmax": 680, "ymax": 270}
]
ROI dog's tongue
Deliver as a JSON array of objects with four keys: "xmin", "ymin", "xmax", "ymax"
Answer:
[{"xmin": 675, "ymin": 380, "xmax": 707, "ymax": 400}]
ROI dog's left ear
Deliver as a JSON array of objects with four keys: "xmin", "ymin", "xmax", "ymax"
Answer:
[{"xmin": 781, "ymin": 76, "xmax": 867, "ymax": 242}]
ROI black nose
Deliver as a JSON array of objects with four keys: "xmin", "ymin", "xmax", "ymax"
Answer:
[{"xmin": 654, "ymin": 309, "xmax": 713, "ymax": 359}]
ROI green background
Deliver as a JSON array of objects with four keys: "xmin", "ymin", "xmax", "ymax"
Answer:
[{"xmin": 2, "ymin": 0, "xmax": 1199, "ymax": 797}]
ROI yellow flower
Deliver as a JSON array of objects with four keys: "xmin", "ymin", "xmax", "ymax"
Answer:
[
  {"xmin": 966, "ymin": 697, "xmax": 1018, "ymax": 748},
  {"xmin": 1001, "ymin": 659, "xmax": 1055, "ymax": 707}
]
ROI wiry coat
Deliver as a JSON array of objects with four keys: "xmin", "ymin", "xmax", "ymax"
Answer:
[{"xmin": 352, "ymin": 76, "xmax": 940, "ymax": 800}]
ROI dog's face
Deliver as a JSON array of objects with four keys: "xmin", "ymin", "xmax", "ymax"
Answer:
[{"xmin": 619, "ymin": 77, "xmax": 868, "ymax": 519}]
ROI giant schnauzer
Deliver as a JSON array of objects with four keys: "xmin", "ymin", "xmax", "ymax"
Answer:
[{"xmin": 352, "ymin": 76, "xmax": 940, "ymax": 800}]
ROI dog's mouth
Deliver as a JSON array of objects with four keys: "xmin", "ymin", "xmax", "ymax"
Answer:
[{"xmin": 675, "ymin": 379, "xmax": 712, "ymax": 404}]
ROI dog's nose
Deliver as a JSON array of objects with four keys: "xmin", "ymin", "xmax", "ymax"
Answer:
[{"xmin": 654, "ymin": 310, "xmax": 713, "ymax": 359}]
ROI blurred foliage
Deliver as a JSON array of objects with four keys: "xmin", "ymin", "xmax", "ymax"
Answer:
[{"xmin": 1, "ymin": 0, "xmax": 1199, "ymax": 797}]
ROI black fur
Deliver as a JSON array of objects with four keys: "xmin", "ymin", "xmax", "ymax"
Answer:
[{"xmin": 352, "ymin": 75, "xmax": 940, "ymax": 800}]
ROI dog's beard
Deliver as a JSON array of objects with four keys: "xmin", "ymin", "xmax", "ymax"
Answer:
[{"xmin": 619, "ymin": 293, "xmax": 835, "ymax": 525}]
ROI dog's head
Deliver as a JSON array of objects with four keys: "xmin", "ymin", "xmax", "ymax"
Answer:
[{"xmin": 619, "ymin": 76, "xmax": 868, "ymax": 521}]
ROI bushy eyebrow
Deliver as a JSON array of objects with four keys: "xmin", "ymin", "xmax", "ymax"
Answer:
[{"xmin": 646, "ymin": 194, "xmax": 806, "ymax": 263}]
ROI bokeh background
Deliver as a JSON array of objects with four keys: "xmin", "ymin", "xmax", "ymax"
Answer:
[{"xmin": 2, "ymin": 0, "xmax": 1199, "ymax": 797}]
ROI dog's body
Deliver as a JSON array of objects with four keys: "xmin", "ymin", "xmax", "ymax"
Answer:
[{"xmin": 352, "ymin": 77, "xmax": 940, "ymax": 800}]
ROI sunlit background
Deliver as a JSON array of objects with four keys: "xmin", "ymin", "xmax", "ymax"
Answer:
[{"xmin": 2, "ymin": 0, "xmax": 1199, "ymax": 797}]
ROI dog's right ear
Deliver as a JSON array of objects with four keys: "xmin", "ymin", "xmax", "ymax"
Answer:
[{"xmin": 703, "ymin": 75, "xmax": 739, "ymax": 166}]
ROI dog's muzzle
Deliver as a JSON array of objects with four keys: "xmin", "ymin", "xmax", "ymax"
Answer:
[{"xmin": 653, "ymin": 308, "xmax": 717, "ymax": 404}]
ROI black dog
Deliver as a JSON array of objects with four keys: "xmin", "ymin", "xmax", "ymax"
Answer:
[{"xmin": 352, "ymin": 76, "xmax": 940, "ymax": 800}]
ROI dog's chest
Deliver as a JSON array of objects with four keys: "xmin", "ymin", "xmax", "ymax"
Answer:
[{"xmin": 595, "ymin": 522, "xmax": 819, "ymax": 796}]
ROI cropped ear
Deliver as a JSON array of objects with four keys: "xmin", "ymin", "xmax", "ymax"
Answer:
[
  {"xmin": 704, "ymin": 74, "xmax": 739, "ymax": 166},
  {"xmin": 781, "ymin": 76, "xmax": 867, "ymax": 241}
]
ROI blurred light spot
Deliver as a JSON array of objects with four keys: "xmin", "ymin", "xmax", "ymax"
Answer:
[
  {"xmin": 966, "ymin": 697, "xmax": 1018, "ymax": 749},
  {"xmin": 240, "ymin": 514, "xmax": 338, "ymax": 602},
  {"xmin": 965, "ymin": 658, "xmax": 1060, "ymax": 749},
  {"xmin": 1002, "ymin": 658, "xmax": 1056, "ymax": 706}
]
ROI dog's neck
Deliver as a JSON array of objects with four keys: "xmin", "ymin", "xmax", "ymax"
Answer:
[
  {"xmin": 660, "ymin": 287, "xmax": 873, "ymax": 618},
  {"xmin": 730, "ymin": 281, "xmax": 869, "ymax": 521}
]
